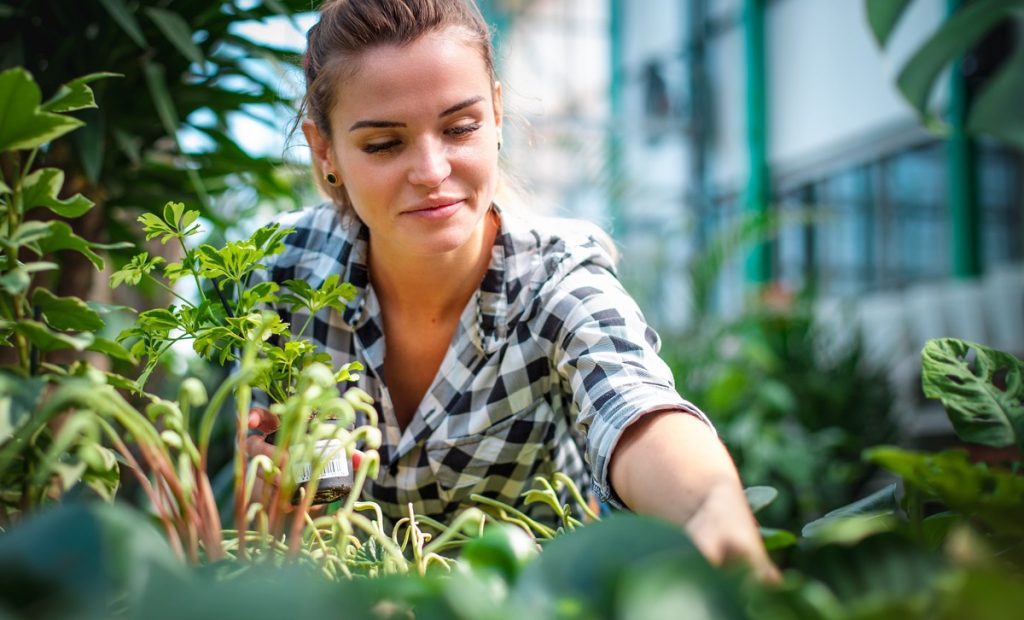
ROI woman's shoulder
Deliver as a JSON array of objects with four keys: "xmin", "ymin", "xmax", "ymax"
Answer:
[
  {"xmin": 500, "ymin": 208, "xmax": 619, "ymax": 280},
  {"xmin": 261, "ymin": 202, "xmax": 364, "ymax": 273},
  {"xmin": 266, "ymin": 202, "xmax": 349, "ymax": 238}
]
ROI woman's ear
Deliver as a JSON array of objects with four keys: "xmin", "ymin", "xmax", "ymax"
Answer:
[{"xmin": 302, "ymin": 118, "xmax": 338, "ymax": 179}]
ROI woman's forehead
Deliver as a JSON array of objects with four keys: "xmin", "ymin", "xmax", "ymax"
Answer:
[{"xmin": 333, "ymin": 31, "xmax": 494, "ymax": 119}]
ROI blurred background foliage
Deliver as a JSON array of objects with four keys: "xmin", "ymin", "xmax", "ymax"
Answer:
[
  {"xmin": 0, "ymin": 0, "xmax": 312, "ymax": 304},
  {"xmin": 0, "ymin": 0, "xmax": 321, "ymax": 508}
]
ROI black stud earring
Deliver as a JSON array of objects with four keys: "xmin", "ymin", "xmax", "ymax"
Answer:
[{"xmin": 325, "ymin": 172, "xmax": 339, "ymax": 186}]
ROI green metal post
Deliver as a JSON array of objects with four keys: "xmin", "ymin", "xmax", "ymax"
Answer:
[
  {"xmin": 946, "ymin": 0, "xmax": 981, "ymax": 278},
  {"xmin": 607, "ymin": 0, "xmax": 625, "ymax": 238},
  {"xmin": 743, "ymin": 0, "xmax": 771, "ymax": 285}
]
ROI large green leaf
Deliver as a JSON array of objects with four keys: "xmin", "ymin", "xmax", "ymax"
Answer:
[
  {"xmin": 791, "ymin": 533, "xmax": 944, "ymax": 614},
  {"xmin": 967, "ymin": 42, "xmax": 1024, "ymax": 151},
  {"xmin": 864, "ymin": 0, "xmax": 913, "ymax": 47},
  {"xmin": 867, "ymin": 447, "xmax": 1024, "ymax": 537},
  {"xmin": 97, "ymin": 0, "xmax": 148, "ymax": 48},
  {"xmin": 86, "ymin": 336, "xmax": 135, "ymax": 363},
  {"xmin": 801, "ymin": 483, "xmax": 900, "ymax": 540},
  {"xmin": 41, "ymin": 72, "xmax": 121, "ymax": 113},
  {"xmin": 35, "ymin": 220, "xmax": 121, "ymax": 271},
  {"xmin": 31, "ymin": 288, "xmax": 104, "ymax": 333},
  {"xmin": 896, "ymin": 0, "xmax": 1024, "ymax": 119},
  {"xmin": 0, "ymin": 502, "xmax": 185, "ymax": 617},
  {"xmin": 0, "ymin": 262, "xmax": 58, "ymax": 296},
  {"xmin": 921, "ymin": 338, "xmax": 1024, "ymax": 451},
  {"xmin": 511, "ymin": 513, "xmax": 743, "ymax": 618},
  {"xmin": 13, "ymin": 319, "xmax": 94, "ymax": 352},
  {"xmin": 20, "ymin": 167, "xmax": 94, "ymax": 218},
  {"xmin": 0, "ymin": 68, "xmax": 83, "ymax": 152},
  {"xmin": 145, "ymin": 8, "xmax": 205, "ymax": 66}
]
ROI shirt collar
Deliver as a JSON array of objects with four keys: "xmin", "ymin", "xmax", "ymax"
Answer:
[{"xmin": 335, "ymin": 203, "xmax": 512, "ymax": 355}]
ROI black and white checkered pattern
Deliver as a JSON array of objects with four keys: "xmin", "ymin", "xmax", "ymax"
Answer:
[{"xmin": 251, "ymin": 203, "xmax": 709, "ymax": 528}]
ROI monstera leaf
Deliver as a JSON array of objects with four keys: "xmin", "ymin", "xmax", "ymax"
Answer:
[
  {"xmin": 921, "ymin": 338, "xmax": 1024, "ymax": 453},
  {"xmin": 867, "ymin": 447, "xmax": 1024, "ymax": 538},
  {"xmin": 866, "ymin": 0, "xmax": 1024, "ymax": 149}
]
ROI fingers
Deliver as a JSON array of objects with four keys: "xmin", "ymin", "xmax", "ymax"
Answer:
[
  {"xmin": 245, "ymin": 433, "xmax": 278, "ymax": 460},
  {"xmin": 247, "ymin": 407, "xmax": 279, "ymax": 434}
]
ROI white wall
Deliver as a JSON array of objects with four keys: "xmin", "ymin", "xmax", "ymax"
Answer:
[{"xmin": 708, "ymin": 0, "xmax": 945, "ymax": 189}]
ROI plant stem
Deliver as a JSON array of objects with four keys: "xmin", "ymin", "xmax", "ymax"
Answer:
[
  {"xmin": 98, "ymin": 418, "xmax": 186, "ymax": 562},
  {"xmin": 5, "ymin": 152, "xmax": 30, "ymax": 374},
  {"xmin": 297, "ymin": 310, "xmax": 315, "ymax": 340},
  {"xmin": 177, "ymin": 237, "xmax": 208, "ymax": 306},
  {"xmin": 146, "ymin": 273, "xmax": 196, "ymax": 307}
]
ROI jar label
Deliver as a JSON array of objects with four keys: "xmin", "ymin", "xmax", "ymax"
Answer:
[{"xmin": 296, "ymin": 438, "xmax": 350, "ymax": 484}]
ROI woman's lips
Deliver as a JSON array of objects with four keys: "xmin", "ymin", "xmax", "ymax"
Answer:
[{"xmin": 403, "ymin": 199, "xmax": 463, "ymax": 220}]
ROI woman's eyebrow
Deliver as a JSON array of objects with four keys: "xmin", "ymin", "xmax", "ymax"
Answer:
[
  {"xmin": 439, "ymin": 96, "xmax": 484, "ymax": 118},
  {"xmin": 348, "ymin": 96, "xmax": 485, "ymax": 131},
  {"xmin": 349, "ymin": 119, "xmax": 405, "ymax": 131}
]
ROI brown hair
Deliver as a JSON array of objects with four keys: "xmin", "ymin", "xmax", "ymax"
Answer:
[{"xmin": 300, "ymin": 0, "xmax": 497, "ymax": 211}]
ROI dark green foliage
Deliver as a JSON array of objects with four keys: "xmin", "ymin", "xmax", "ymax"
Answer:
[
  {"xmin": 0, "ymin": 0, "xmax": 313, "ymax": 237},
  {"xmin": 664, "ymin": 300, "xmax": 897, "ymax": 530},
  {"xmin": 865, "ymin": 0, "xmax": 1024, "ymax": 150}
]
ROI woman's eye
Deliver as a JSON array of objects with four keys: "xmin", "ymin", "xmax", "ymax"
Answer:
[
  {"xmin": 362, "ymin": 140, "xmax": 400, "ymax": 154},
  {"xmin": 446, "ymin": 123, "xmax": 481, "ymax": 137}
]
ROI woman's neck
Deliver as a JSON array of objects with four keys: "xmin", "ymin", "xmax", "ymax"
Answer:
[{"xmin": 368, "ymin": 211, "xmax": 499, "ymax": 323}]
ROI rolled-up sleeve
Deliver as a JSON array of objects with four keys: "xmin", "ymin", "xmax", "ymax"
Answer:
[{"xmin": 547, "ymin": 261, "xmax": 712, "ymax": 508}]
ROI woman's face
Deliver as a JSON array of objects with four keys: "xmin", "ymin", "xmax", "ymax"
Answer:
[{"xmin": 314, "ymin": 28, "xmax": 502, "ymax": 258}]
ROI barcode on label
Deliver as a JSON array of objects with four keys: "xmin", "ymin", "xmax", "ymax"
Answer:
[{"xmin": 296, "ymin": 439, "xmax": 350, "ymax": 484}]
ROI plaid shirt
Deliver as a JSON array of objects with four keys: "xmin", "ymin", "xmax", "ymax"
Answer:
[{"xmin": 253, "ymin": 203, "xmax": 709, "ymax": 528}]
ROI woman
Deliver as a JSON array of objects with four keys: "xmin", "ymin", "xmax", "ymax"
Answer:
[{"xmin": 247, "ymin": 0, "xmax": 777, "ymax": 580}]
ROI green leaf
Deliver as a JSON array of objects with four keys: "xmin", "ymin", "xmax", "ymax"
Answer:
[
  {"xmin": 10, "ymin": 220, "xmax": 54, "ymax": 247},
  {"xmin": 86, "ymin": 337, "xmax": 135, "ymax": 363},
  {"xmin": 864, "ymin": 0, "xmax": 913, "ymax": 48},
  {"xmin": 32, "ymin": 289, "xmax": 104, "ymax": 333},
  {"xmin": 967, "ymin": 43, "xmax": 1024, "ymax": 151},
  {"xmin": 867, "ymin": 447, "xmax": 1024, "ymax": 537},
  {"xmin": 896, "ymin": 0, "xmax": 1024, "ymax": 118},
  {"xmin": 0, "ymin": 262, "xmax": 58, "ymax": 295},
  {"xmin": 745, "ymin": 486, "xmax": 779, "ymax": 514},
  {"xmin": 137, "ymin": 308, "xmax": 181, "ymax": 333},
  {"xmin": 36, "ymin": 221, "xmax": 105, "ymax": 271},
  {"xmin": 14, "ymin": 319, "xmax": 94, "ymax": 352},
  {"xmin": 921, "ymin": 338, "xmax": 1024, "ymax": 451},
  {"xmin": 110, "ymin": 252, "xmax": 165, "ymax": 289},
  {"xmin": 97, "ymin": 0, "xmax": 148, "ymax": 48},
  {"xmin": 800, "ymin": 512, "xmax": 900, "ymax": 545},
  {"xmin": 760, "ymin": 527, "xmax": 798, "ymax": 551},
  {"xmin": 74, "ymin": 108, "xmax": 105, "ymax": 185},
  {"xmin": 0, "ymin": 373, "xmax": 47, "ymax": 442},
  {"xmin": 143, "ymin": 62, "xmax": 182, "ymax": 145},
  {"xmin": 41, "ymin": 72, "xmax": 121, "ymax": 113},
  {"xmin": 460, "ymin": 524, "xmax": 538, "ymax": 584},
  {"xmin": 801, "ymin": 484, "xmax": 900, "ymax": 539},
  {"xmin": 21, "ymin": 167, "xmax": 93, "ymax": 218},
  {"xmin": 112, "ymin": 128, "xmax": 142, "ymax": 167},
  {"xmin": 145, "ymin": 8, "xmax": 204, "ymax": 66},
  {"xmin": 0, "ymin": 68, "xmax": 83, "ymax": 152}
]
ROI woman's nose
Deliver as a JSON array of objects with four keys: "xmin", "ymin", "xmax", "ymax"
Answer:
[{"xmin": 407, "ymin": 138, "xmax": 451, "ymax": 187}]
